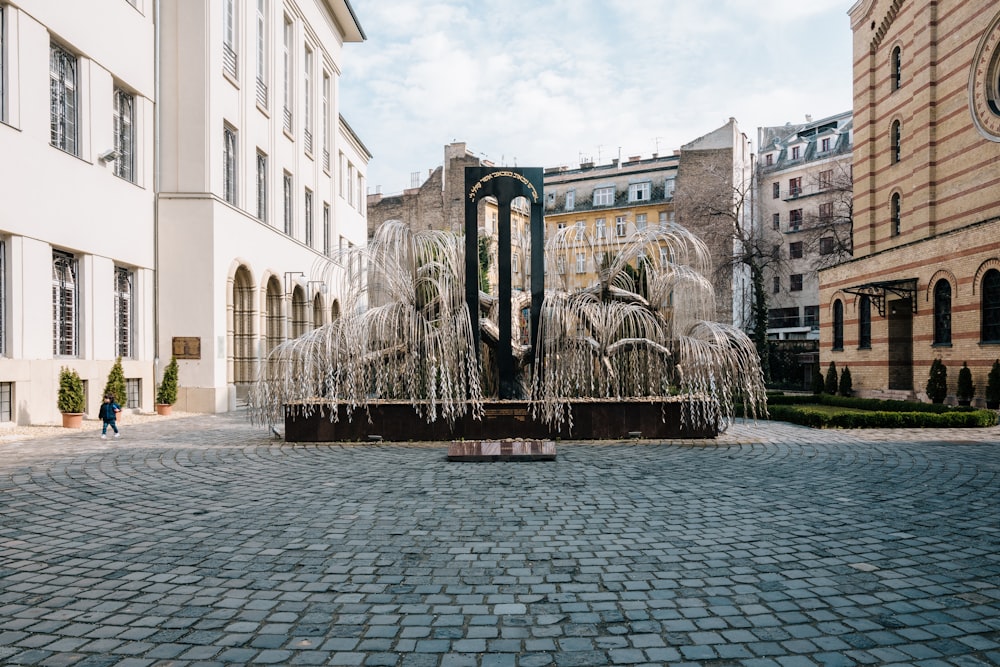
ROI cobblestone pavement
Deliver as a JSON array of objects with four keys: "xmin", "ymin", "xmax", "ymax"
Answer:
[{"xmin": 1, "ymin": 412, "xmax": 998, "ymax": 667}]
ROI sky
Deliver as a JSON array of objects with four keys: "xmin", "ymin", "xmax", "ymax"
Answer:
[{"xmin": 339, "ymin": 0, "xmax": 854, "ymax": 196}]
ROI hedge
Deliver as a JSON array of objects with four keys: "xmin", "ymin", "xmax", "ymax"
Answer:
[
  {"xmin": 763, "ymin": 404, "xmax": 997, "ymax": 429},
  {"xmin": 765, "ymin": 393, "xmax": 979, "ymax": 413}
]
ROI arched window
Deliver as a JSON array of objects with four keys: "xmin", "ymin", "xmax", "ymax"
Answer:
[
  {"xmin": 858, "ymin": 296, "xmax": 871, "ymax": 349},
  {"xmin": 891, "ymin": 46, "xmax": 902, "ymax": 91},
  {"xmin": 933, "ymin": 280, "xmax": 952, "ymax": 345},
  {"xmin": 890, "ymin": 120, "xmax": 901, "ymax": 164},
  {"xmin": 891, "ymin": 193, "xmax": 901, "ymax": 236},
  {"xmin": 833, "ymin": 299, "xmax": 844, "ymax": 350},
  {"xmin": 265, "ymin": 277, "xmax": 283, "ymax": 353},
  {"xmin": 291, "ymin": 286, "xmax": 308, "ymax": 338},
  {"xmin": 983, "ymin": 269, "xmax": 1000, "ymax": 343},
  {"xmin": 233, "ymin": 266, "xmax": 255, "ymax": 384},
  {"xmin": 331, "ymin": 299, "xmax": 341, "ymax": 322},
  {"xmin": 313, "ymin": 293, "xmax": 324, "ymax": 329}
]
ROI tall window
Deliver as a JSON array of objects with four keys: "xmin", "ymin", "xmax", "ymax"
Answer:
[
  {"xmin": 858, "ymin": 295, "xmax": 871, "ymax": 349},
  {"xmin": 791, "ymin": 146, "xmax": 800, "ymax": 160},
  {"xmin": 833, "ymin": 299, "xmax": 844, "ymax": 350},
  {"xmin": 789, "ymin": 177, "xmax": 802, "ymax": 197},
  {"xmin": 818, "ymin": 202, "xmax": 834, "ymax": 223},
  {"xmin": 595, "ymin": 218, "xmax": 606, "ymax": 239},
  {"xmin": 789, "ymin": 241, "xmax": 803, "ymax": 259},
  {"xmin": 52, "ymin": 251, "xmax": 78, "ymax": 356},
  {"xmin": 283, "ymin": 171, "xmax": 292, "ymax": 235},
  {"xmin": 0, "ymin": 382, "xmax": 10, "ymax": 422},
  {"xmin": 933, "ymin": 279, "xmax": 951, "ymax": 345},
  {"xmin": 304, "ymin": 189, "xmax": 313, "ymax": 247},
  {"xmin": 323, "ymin": 203, "xmax": 331, "ymax": 255},
  {"xmin": 303, "ymin": 45, "xmax": 313, "ymax": 153},
  {"xmin": 636, "ymin": 213, "xmax": 647, "ymax": 230},
  {"xmin": 891, "ymin": 193, "xmax": 901, "ymax": 236},
  {"xmin": 0, "ymin": 239, "xmax": 5, "ymax": 356},
  {"xmin": 113, "ymin": 87, "xmax": 135, "ymax": 182},
  {"xmin": 1, "ymin": 5, "xmax": 6, "ymax": 123},
  {"xmin": 821, "ymin": 138, "xmax": 831, "ymax": 153},
  {"xmin": 790, "ymin": 274, "xmax": 803, "ymax": 291},
  {"xmin": 50, "ymin": 43, "xmax": 78, "ymax": 154},
  {"xmin": 322, "ymin": 72, "xmax": 330, "ymax": 170},
  {"xmin": 282, "ymin": 16, "xmax": 293, "ymax": 133},
  {"xmin": 255, "ymin": 0, "xmax": 268, "ymax": 107},
  {"xmin": 575, "ymin": 252, "xmax": 585, "ymax": 273},
  {"xmin": 256, "ymin": 151, "xmax": 267, "ymax": 221},
  {"xmin": 223, "ymin": 125, "xmax": 237, "ymax": 204},
  {"xmin": 266, "ymin": 278, "xmax": 283, "ymax": 352},
  {"xmin": 819, "ymin": 170, "xmax": 832, "ymax": 189},
  {"xmin": 114, "ymin": 267, "xmax": 133, "ymax": 358},
  {"xmin": 593, "ymin": 186, "xmax": 614, "ymax": 206},
  {"xmin": 890, "ymin": 120, "xmax": 901, "ymax": 163},
  {"xmin": 772, "ymin": 213, "xmax": 780, "ymax": 230},
  {"xmin": 983, "ymin": 269, "xmax": 1000, "ymax": 343},
  {"xmin": 565, "ymin": 190, "xmax": 575, "ymax": 211},
  {"xmin": 772, "ymin": 183, "xmax": 780, "ymax": 199},
  {"xmin": 789, "ymin": 209, "xmax": 802, "ymax": 230},
  {"xmin": 223, "ymin": 0, "xmax": 237, "ymax": 78},
  {"xmin": 891, "ymin": 46, "xmax": 902, "ymax": 91},
  {"xmin": 615, "ymin": 216, "xmax": 626, "ymax": 237}
]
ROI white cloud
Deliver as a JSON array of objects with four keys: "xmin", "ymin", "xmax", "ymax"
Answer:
[{"xmin": 341, "ymin": 1, "xmax": 854, "ymax": 193}]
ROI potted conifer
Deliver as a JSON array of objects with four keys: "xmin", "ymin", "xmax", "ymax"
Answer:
[
  {"xmin": 102, "ymin": 356, "xmax": 127, "ymax": 414},
  {"xmin": 956, "ymin": 362, "xmax": 974, "ymax": 407},
  {"xmin": 986, "ymin": 359, "xmax": 1000, "ymax": 410},
  {"xmin": 155, "ymin": 357, "xmax": 179, "ymax": 416},
  {"xmin": 926, "ymin": 358, "xmax": 947, "ymax": 404},
  {"xmin": 58, "ymin": 366, "xmax": 86, "ymax": 428}
]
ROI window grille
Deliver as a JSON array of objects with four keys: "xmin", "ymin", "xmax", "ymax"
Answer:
[
  {"xmin": 891, "ymin": 46, "xmax": 902, "ymax": 91},
  {"xmin": 256, "ymin": 152, "xmax": 267, "ymax": 222},
  {"xmin": 114, "ymin": 266, "xmax": 133, "ymax": 359},
  {"xmin": 833, "ymin": 300, "xmax": 844, "ymax": 350},
  {"xmin": 256, "ymin": 0, "xmax": 268, "ymax": 106},
  {"xmin": 323, "ymin": 204, "xmax": 331, "ymax": 255},
  {"xmin": 304, "ymin": 190, "xmax": 313, "ymax": 248},
  {"xmin": 283, "ymin": 172, "xmax": 292, "ymax": 235},
  {"xmin": 891, "ymin": 120, "xmax": 901, "ymax": 163},
  {"xmin": 50, "ymin": 43, "xmax": 78, "ymax": 154},
  {"xmin": 52, "ymin": 251, "xmax": 78, "ymax": 356},
  {"xmin": 291, "ymin": 288, "xmax": 308, "ymax": 338},
  {"xmin": 113, "ymin": 88, "xmax": 135, "ymax": 182},
  {"xmin": 0, "ymin": 382, "xmax": 10, "ymax": 422},
  {"xmin": 233, "ymin": 267, "xmax": 255, "ymax": 384},
  {"xmin": 126, "ymin": 378, "xmax": 141, "ymax": 409},
  {"xmin": 223, "ymin": 125, "xmax": 237, "ymax": 204},
  {"xmin": 266, "ymin": 279, "xmax": 283, "ymax": 352},
  {"xmin": 223, "ymin": 0, "xmax": 237, "ymax": 78},
  {"xmin": 891, "ymin": 193, "xmax": 901, "ymax": 236}
]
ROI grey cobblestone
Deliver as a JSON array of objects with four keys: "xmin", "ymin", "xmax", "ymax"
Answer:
[{"xmin": 0, "ymin": 412, "xmax": 998, "ymax": 665}]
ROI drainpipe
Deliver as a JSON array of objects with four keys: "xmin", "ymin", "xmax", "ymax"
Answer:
[{"xmin": 152, "ymin": 0, "xmax": 161, "ymax": 390}]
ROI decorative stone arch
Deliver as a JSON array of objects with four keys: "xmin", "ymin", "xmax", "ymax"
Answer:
[
  {"xmin": 925, "ymin": 268, "xmax": 958, "ymax": 302},
  {"xmin": 262, "ymin": 272, "xmax": 285, "ymax": 356},
  {"xmin": 331, "ymin": 298, "xmax": 341, "ymax": 322},
  {"xmin": 973, "ymin": 258, "xmax": 1000, "ymax": 295},
  {"xmin": 227, "ymin": 260, "xmax": 257, "ymax": 386}
]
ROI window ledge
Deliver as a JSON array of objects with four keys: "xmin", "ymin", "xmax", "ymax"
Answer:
[{"xmin": 931, "ymin": 342, "xmax": 953, "ymax": 348}]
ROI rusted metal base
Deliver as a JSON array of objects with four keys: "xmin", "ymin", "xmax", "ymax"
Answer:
[
  {"xmin": 283, "ymin": 399, "xmax": 717, "ymax": 442},
  {"xmin": 447, "ymin": 439, "xmax": 556, "ymax": 461}
]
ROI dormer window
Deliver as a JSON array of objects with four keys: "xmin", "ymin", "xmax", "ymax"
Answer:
[
  {"xmin": 593, "ymin": 186, "xmax": 614, "ymax": 207},
  {"xmin": 791, "ymin": 146, "xmax": 800, "ymax": 160},
  {"xmin": 821, "ymin": 137, "xmax": 831, "ymax": 152},
  {"xmin": 765, "ymin": 153, "xmax": 773, "ymax": 166},
  {"xmin": 628, "ymin": 182, "xmax": 650, "ymax": 202}
]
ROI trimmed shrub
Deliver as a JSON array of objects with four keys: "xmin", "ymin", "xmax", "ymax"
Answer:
[
  {"xmin": 986, "ymin": 359, "xmax": 1000, "ymax": 407},
  {"xmin": 838, "ymin": 366, "xmax": 853, "ymax": 397},
  {"xmin": 926, "ymin": 358, "xmax": 947, "ymax": 404},
  {"xmin": 811, "ymin": 366, "xmax": 825, "ymax": 395},
  {"xmin": 58, "ymin": 367, "xmax": 86, "ymax": 414},
  {"xmin": 102, "ymin": 357, "xmax": 127, "ymax": 405},
  {"xmin": 956, "ymin": 362, "xmax": 974, "ymax": 404},
  {"xmin": 824, "ymin": 361, "xmax": 838, "ymax": 395}
]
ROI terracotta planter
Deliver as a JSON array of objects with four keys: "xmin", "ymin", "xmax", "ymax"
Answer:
[
  {"xmin": 155, "ymin": 404, "xmax": 173, "ymax": 416},
  {"xmin": 61, "ymin": 412, "xmax": 83, "ymax": 428}
]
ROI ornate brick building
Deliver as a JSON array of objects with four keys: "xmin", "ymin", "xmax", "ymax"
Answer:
[{"xmin": 819, "ymin": 0, "xmax": 1000, "ymax": 402}]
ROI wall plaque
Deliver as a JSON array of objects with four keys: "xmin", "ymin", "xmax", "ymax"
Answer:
[{"xmin": 172, "ymin": 337, "xmax": 201, "ymax": 359}]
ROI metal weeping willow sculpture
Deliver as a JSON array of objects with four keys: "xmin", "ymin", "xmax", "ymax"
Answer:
[{"xmin": 249, "ymin": 169, "xmax": 767, "ymax": 437}]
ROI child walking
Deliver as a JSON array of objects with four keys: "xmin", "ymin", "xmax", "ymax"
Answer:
[{"xmin": 99, "ymin": 395, "xmax": 121, "ymax": 439}]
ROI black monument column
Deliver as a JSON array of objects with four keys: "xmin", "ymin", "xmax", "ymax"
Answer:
[{"xmin": 464, "ymin": 167, "xmax": 545, "ymax": 399}]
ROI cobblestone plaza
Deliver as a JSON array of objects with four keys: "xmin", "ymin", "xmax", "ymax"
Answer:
[{"xmin": 1, "ymin": 413, "xmax": 998, "ymax": 666}]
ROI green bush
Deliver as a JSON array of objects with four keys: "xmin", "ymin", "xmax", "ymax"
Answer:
[
  {"xmin": 765, "ymin": 405, "xmax": 997, "ymax": 429},
  {"xmin": 824, "ymin": 361, "xmax": 838, "ymax": 395},
  {"xmin": 811, "ymin": 367, "xmax": 825, "ymax": 395},
  {"xmin": 57, "ymin": 367, "xmax": 86, "ymax": 414},
  {"xmin": 102, "ymin": 357, "xmax": 127, "ymax": 405},
  {"xmin": 156, "ymin": 357, "xmax": 179, "ymax": 405},
  {"xmin": 838, "ymin": 366, "xmax": 853, "ymax": 397},
  {"xmin": 957, "ymin": 362, "xmax": 974, "ymax": 403},
  {"xmin": 986, "ymin": 359, "xmax": 1000, "ymax": 406},
  {"xmin": 926, "ymin": 358, "xmax": 947, "ymax": 404}
]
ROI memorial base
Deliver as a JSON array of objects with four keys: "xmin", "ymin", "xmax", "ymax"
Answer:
[{"xmin": 283, "ymin": 399, "xmax": 717, "ymax": 442}]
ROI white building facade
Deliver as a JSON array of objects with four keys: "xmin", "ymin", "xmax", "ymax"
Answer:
[{"xmin": 0, "ymin": 0, "xmax": 369, "ymax": 424}]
